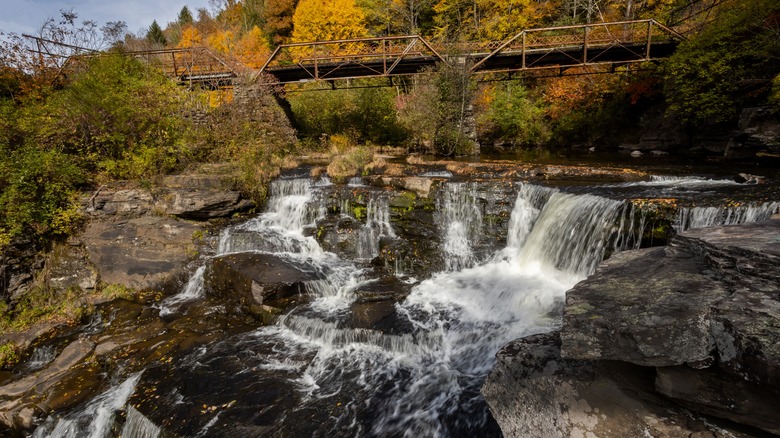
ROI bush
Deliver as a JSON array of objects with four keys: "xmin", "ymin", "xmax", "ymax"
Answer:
[
  {"xmin": 477, "ymin": 81, "xmax": 550, "ymax": 147},
  {"xmin": 0, "ymin": 147, "xmax": 84, "ymax": 242},
  {"xmin": 289, "ymin": 80, "xmax": 407, "ymax": 145},
  {"xmin": 326, "ymin": 141, "xmax": 374, "ymax": 183},
  {"xmin": 397, "ymin": 64, "xmax": 479, "ymax": 156},
  {"xmin": 21, "ymin": 53, "xmax": 187, "ymax": 179},
  {"xmin": 663, "ymin": 0, "xmax": 780, "ymax": 126}
]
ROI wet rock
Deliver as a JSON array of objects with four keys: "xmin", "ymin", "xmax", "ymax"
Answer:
[
  {"xmin": 482, "ymin": 332, "xmax": 740, "ymax": 438},
  {"xmin": 655, "ymin": 365, "xmax": 780, "ymax": 434},
  {"xmin": 205, "ymin": 253, "xmax": 322, "ymax": 313},
  {"xmin": 0, "ymin": 338, "xmax": 97, "ymax": 429},
  {"xmin": 561, "ymin": 245, "xmax": 727, "ymax": 367},
  {"xmin": 81, "ymin": 216, "xmax": 204, "ymax": 292},
  {"xmin": 313, "ymin": 215, "xmax": 362, "ymax": 260},
  {"xmin": 162, "ymin": 189, "xmax": 254, "ymax": 220}
]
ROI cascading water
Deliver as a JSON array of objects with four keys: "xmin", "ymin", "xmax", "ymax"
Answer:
[
  {"xmin": 437, "ymin": 183, "xmax": 484, "ymax": 271},
  {"xmin": 357, "ymin": 198, "xmax": 396, "ymax": 260},
  {"xmin": 162, "ymin": 180, "xmax": 648, "ymax": 437},
  {"xmin": 677, "ymin": 201, "xmax": 779, "ymax": 231},
  {"xmin": 32, "ymin": 373, "xmax": 143, "ymax": 438},
  {"xmin": 35, "ymin": 174, "xmax": 722, "ymax": 438}
]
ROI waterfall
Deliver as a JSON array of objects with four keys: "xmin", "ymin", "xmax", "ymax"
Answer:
[
  {"xmin": 515, "ymin": 188, "xmax": 642, "ymax": 278},
  {"xmin": 157, "ymin": 266, "xmax": 206, "ymax": 316},
  {"xmin": 33, "ymin": 373, "xmax": 142, "ymax": 438},
  {"xmin": 218, "ymin": 178, "xmax": 327, "ymax": 260},
  {"xmin": 437, "ymin": 183, "xmax": 483, "ymax": 271},
  {"xmin": 25, "ymin": 345, "xmax": 56, "ymax": 371},
  {"xmin": 357, "ymin": 198, "xmax": 396, "ymax": 259},
  {"xmin": 677, "ymin": 201, "xmax": 779, "ymax": 231},
  {"xmin": 121, "ymin": 405, "xmax": 161, "ymax": 438}
]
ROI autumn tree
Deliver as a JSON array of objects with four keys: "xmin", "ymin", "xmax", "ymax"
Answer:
[
  {"xmin": 292, "ymin": 0, "xmax": 368, "ymax": 43},
  {"xmin": 262, "ymin": 0, "xmax": 299, "ymax": 46},
  {"xmin": 177, "ymin": 26, "xmax": 203, "ymax": 48}
]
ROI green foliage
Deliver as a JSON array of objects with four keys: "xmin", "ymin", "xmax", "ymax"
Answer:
[
  {"xmin": 0, "ymin": 342, "xmax": 19, "ymax": 369},
  {"xmin": 0, "ymin": 285, "xmax": 86, "ymax": 332},
  {"xmin": 27, "ymin": 54, "xmax": 186, "ymax": 179},
  {"xmin": 663, "ymin": 0, "xmax": 780, "ymax": 126},
  {"xmin": 0, "ymin": 147, "xmax": 84, "ymax": 240},
  {"xmin": 289, "ymin": 82, "xmax": 407, "ymax": 144},
  {"xmin": 399, "ymin": 64, "xmax": 478, "ymax": 156},
  {"xmin": 478, "ymin": 82, "xmax": 549, "ymax": 147},
  {"xmin": 771, "ymin": 74, "xmax": 780, "ymax": 108},
  {"xmin": 178, "ymin": 6, "xmax": 195, "ymax": 26}
]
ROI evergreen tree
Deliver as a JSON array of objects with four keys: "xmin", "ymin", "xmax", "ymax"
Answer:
[
  {"xmin": 146, "ymin": 20, "xmax": 167, "ymax": 46},
  {"xmin": 178, "ymin": 6, "xmax": 195, "ymax": 26}
]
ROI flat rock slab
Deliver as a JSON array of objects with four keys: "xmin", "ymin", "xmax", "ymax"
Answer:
[
  {"xmin": 164, "ymin": 189, "xmax": 254, "ymax": 220},
  {"xmin": 482, "ymin": 332, "xmax": 745, "ymax": 438},
  {"xmin": 683, "ymin": 219, "xmax": 780, "ymax": 257},
  {"xmin": 81, "ymin": 217, "xmax": 203, "ymax": 291},
  {"xmin": 205, "ymin": 253, "xmax": 322, "ymax": 310},
  {"xmin": 561, "ymin": 245, "xmax": 727, "ymax": 367}
]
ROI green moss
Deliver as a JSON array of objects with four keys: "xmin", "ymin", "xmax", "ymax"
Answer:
[
  {"xmin": 567, "ymin": 303, "xmax": 594, "ymax": 315},
  {"xmin": 353, "ymin": 205, "xmax": 367, "ymax": 221},
  {"xmin": 389, "ymin": 191, "xmax": 417, "ymax": 211},
  {"xmin": 0, "ymin": 342, "xmax": 20, "ymax": 369}
]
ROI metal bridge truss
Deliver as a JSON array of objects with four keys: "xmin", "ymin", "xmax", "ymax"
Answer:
[{"xmin": 258, "ymin": 19, "xmax": 684, "ymax": 84}]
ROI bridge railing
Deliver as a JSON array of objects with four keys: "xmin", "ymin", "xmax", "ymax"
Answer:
[
  {"xmin": 258, "ymin": 35, "xmax": 444, "ymax": 80},
  {"xmin": 470, "ymin": 19, "xmax": 684, "ymax": 73}
]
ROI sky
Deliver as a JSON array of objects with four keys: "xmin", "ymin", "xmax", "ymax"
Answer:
[{"xmin": 0, "ymin": 0, "xmax": 212, "ymax": 37}]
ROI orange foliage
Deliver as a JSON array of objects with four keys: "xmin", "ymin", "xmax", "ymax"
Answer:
[
  {"xmin": 177, "ymin": 26, "xmax": 203, "ymax": 48},
  {"xmin": 235, "ymin": 26, "xmax": 271, "ymax": 68}
]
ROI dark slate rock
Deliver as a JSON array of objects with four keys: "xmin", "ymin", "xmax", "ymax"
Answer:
[
  {"xmin": 482, "ymin": 332, "xmax": 739, "ymax": 438},
  {"xmin": 561, "ymin": 245, "xmax": 727, "ymax": 367},
  {"xmin": 205, "ymin": 253, "xmax": 322, "ymax": 312}
]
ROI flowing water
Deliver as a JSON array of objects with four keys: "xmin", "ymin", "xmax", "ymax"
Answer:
[{"xmin": 32, "ymin": 173, "xmax": 778, "ymax": 438}]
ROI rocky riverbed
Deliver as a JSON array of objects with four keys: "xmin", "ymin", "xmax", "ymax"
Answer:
[{"xmin": 1, "ymin": 158, "xmax": 779, "ymax": 437}]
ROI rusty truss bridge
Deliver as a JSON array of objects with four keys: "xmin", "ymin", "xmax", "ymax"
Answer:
[{"xmin": 258, "ymin": 19, "xmax": 683, "ymax": 84}]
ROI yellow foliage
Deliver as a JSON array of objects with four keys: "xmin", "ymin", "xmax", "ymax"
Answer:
[
  {"xmin": 178, "ymin": 26, "xmax": 202, "ymax": 48},
  {"xmin": 292, "ymin": 0, "xmax": 368, "ymax": 43},
  {"xmin": 476, "ymin": 0, "xmax": 551, "ymax": 40},
  {"xmin": 208, "ymin": 89, "xmax": 235, "ymax": 108},
  {"xmin": 207, "ymin": 29, "xmax": 237, "ymax": 56}
]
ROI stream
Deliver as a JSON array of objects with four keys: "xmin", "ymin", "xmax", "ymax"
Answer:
[{"xmin": 28, "ymin": 169, "xmax": 779, "ymax": 438}]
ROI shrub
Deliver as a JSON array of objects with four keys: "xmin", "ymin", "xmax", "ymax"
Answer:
[
  {"xmin": 0, "ymin": 147, "xmax": 84, "ymax": 241},
  {"xmin": 326, "ymin": 144, "xmax": 375, "ymax": 182},
  {"xmin": 289, "ymin": 80, "xmax": 407, "ymax": 145},
  {"xmin": 0, "ymin": 342, "xmax": 19, "ymax": 369},
  {"xmin": 477, "ymin": 81, "xmax": 550, "ymax": 147}
]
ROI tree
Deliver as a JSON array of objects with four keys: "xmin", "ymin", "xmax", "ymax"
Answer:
[
  {"xmin": 292, "ymin": 0, "xmax": 368, "ymax": 43},
  {"xmin": 663, "ymin": 0, "xmax": 780, "ymax": 126},
  {"xmin": 235, "ymin": 26, "xmax": 271, "ymax": 68},
  {"xmin": 146, "ymin": 20, "xmax": 167, "ymax": 46},
  {"xmin": 262, "ymin": 0, "xmax": 299, "ymax": 46},
  {"xmin": 177, "ymin": 26, "xmax": 203, "ymax": 48},
  {"xmin": 178, "ymin": 6, "xmax": 195, "ymax": 26}
]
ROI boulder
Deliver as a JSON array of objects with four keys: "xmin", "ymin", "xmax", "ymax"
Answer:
[
  {"xmin": 561, "ymin": 245, "xmax": 727, "ymax": 367},
  {"xmin": 205, "ymin": 253, "xmax": 322, "ymax": 313},
  {"xmin": 482, "ymin": 332, "xmax": 741, "ymax": 438}
]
